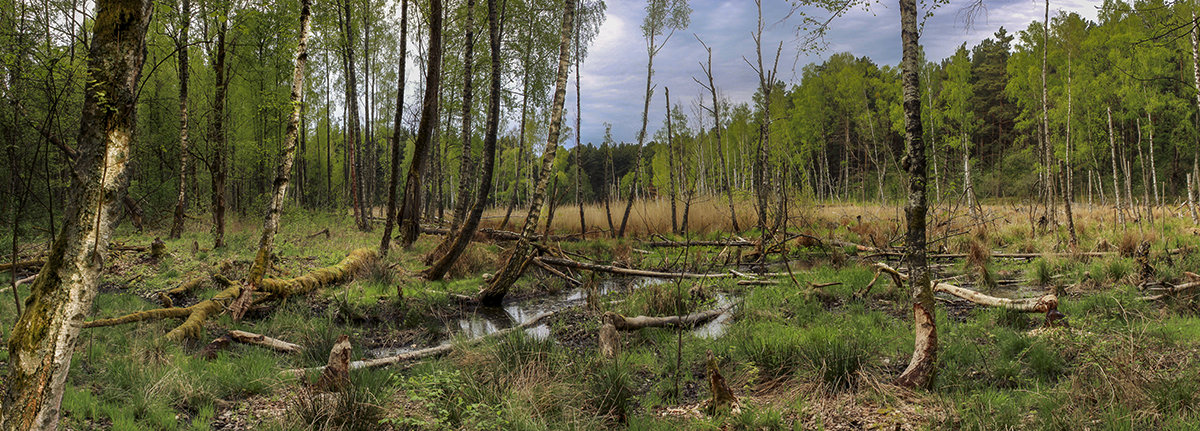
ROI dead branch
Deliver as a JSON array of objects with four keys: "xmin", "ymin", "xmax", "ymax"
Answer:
[
  {"xmin": 538, "ymin": 256, "xmax": 734, "ymax": 279},
  {"xmin": 602, "ymin": 307, "xmax": 728, "ymax": 331},
  {"xmin": 228, "ymin": 330, "xmax": 301, "ymax": 353},
  {"xmin": 1142, "ymin": 281, "xmax": 1200, "ymax": 301},
  {"xmin": 0, "ymin": 259, "xmax": 44, "ymax": 272},
  {"xmin": 531, "ymin": 257, "xmax": 582, "ymax": 286}
]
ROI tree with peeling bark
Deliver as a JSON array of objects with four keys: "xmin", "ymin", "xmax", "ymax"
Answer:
[
  {"xmin": 398, "ymin": 0, "xmax": 444, "ymax": 249},
  {"xmin": 0, "ymin": 0, "xmax": 153, "ymax": 428},
  {"xmin": 239, "ymin": 0, "xmax": 314, "ymax": 301},
  {"xmin": 476, "ymin": 0, "xmax": 576, "ymax": 306},
  {"xmin": 616, "ymin": 0, "xmax": 691, "ymax": 238},
  {"xmin": 168, "ymin": 0, "xmax": 192, "ymax": 239}
]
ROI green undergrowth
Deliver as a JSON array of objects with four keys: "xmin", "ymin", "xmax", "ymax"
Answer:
[{"xmin": 2, "ymin": 208, "xmax": 1199, "ymax": 429}]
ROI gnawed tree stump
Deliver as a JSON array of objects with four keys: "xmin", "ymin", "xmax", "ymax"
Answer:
[
  {"xmin": 704, "ymin": 350, "xmax": 737, "ymax": 415},
  {"xmin": 229, "ymin": 330, "xmax": 301, "ymax": 353},
  {"xmin": 598, "ymin": 323, "xmax": 620, "ymax": 359},
  {"xmin": 315, "ymin": 335, "xmax": 352, "ymax": 392}
]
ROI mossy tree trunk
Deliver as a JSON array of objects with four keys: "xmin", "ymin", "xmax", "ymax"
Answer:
[
  {"xmin": 424, "ymin": 0, "xmax": 503, "ymax": 281},
  {"xmin": 893, "ymin": 0, "xmax": 936, "ymax": 389},
  {"xmin": 0, "ymin": 1, "xmax": 153, "ymax": 428},
  {"xmin": 398, "ymin": 0, "xmax": 444, "ymax": 248},
  {"xmin": 477, "ymin": 0, "xmax": 575, "ymax": 305}
]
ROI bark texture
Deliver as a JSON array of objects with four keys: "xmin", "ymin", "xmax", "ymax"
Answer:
[
  {"xmin": 169, "ymin": 0, "xmax": 192, "ymax": 239},
  {"xmin": 1, "ymin": 1, "xmax": 153, "ymax": 428},
  {"xmin": 379, "ymin": 0, "xmax": 410, "ymax": 256},
  {"xmin": 476, "ymin": 0, "xmax": 575, "ymax": 306},
  {"xmin": 894, "ymin": 0, "xmax": 935, "ymax": 389},
  {"xmin": 398, "ymin": 0, "xmax": 444, "ymax": 247},
  {"xmin": 424, "ymin": 0, "xmax": 503, "ymax": 281}
]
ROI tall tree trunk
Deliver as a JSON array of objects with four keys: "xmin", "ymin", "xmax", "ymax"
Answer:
[
  {"xmin": 1108, "ymin": 106, "xmax": 1123, "ymax": 224},
  {"xmin": 397, "ymin": 0, "xmax": 444, "ymax": 247},
  {"xmin": 696, "ymin": 39, "xmax": 740, "ymax": 233},
  {"xmin": 210, "ymin": 18, "xmax": 229, "ymax": 248},
  {"xmin": 750, "ymin": 0, "xmax": 778, "ymax": 251},
  {"xmin": 341, "ymin": 0, "xmax": 369, "ymax": 231},
  {"xmin": 169, "ymin": 0, "xmax": 192, "ymax": 239},
  {"xmin": 1147, "ymin": 112, "xmax": 1158, "ymax": 209},
  {"xmin": 574, "ymin": 13, "xmax": 586, "ymax": 237},
  {"xmin": 666, "ymin": 87, "xmax": 678, "ymax": 234},
  {"xmin": 477, "ymin": 0, "xmax": 575, "ymax": 305},
  {"xmin": 425, "ymin": 0, "xmax": 503, "ymax": 281},
  {"xmin": 500, "ymin": 23, "xmax": 533, "ymax": 231},
  {"xmin": 1136, "ymin": 118, "xmax": 1152, "ymax": 224},
  {"xmin": 1190, "ymin": 7, "xmax": 1200, "ymax": 224},
  {"xmin": 244, "ymin": 0, "xmax": 312, "ymax": 286},
  {"xmin": 380, "ymin": 0, "xmax": 410, "ymax": 256},
  {"xmin": 0, "ymin": 0, "xmax": 152, "ymax": 428},
  {"xmin": 603, "ymin": 140, "xmax": 615, "ymax": 234},
  {"xmin": 1064, "ymin": 54, "xmax": 1076, "ymax": 242},
  {"xmin": 449, "ymin": 0, "xmax": 478, "ymax": 228},
  {"xmin": 617, "ymin": 23, "xmax": 658, "ymax": 239},
  {"xmin": 428, "ymin": 0, "xmax": 477, "ymax": 261},
  {"xmin": 894, "ymin": 0, "xmax": 935, "ymax": 389},
  {"xmin": 1041, "ymin": 0, "xmax": 1055, "ymax": 226}
]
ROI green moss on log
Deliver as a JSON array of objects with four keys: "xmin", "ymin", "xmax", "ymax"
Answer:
[{"xmin": 257, "ymin": 248, "xmax": 377, "ymax": 296}]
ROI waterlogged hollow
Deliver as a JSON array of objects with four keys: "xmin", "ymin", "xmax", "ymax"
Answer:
[{"xmin": 368, "ymin": 276, "xmax": 738, "ymax": 358}]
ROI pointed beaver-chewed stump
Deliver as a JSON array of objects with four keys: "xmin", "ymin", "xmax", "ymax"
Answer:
[
  {"xmin": 894, "ymin": 302, "xmax": 937, "ymax": 388},
  {"xmin": 315, "ymin": 335, "xmax": 352, "ymax": 392},
  {"xmin": 150, "ymin": 237, "xmax": 166, "ymax": 261},
  {"xmin": 704, "ymin": 350, "xmax": 737, "ymax": 415},
  {"xmin": 599, "ymin": 321, "xmax": 620, "ymax": 359}
]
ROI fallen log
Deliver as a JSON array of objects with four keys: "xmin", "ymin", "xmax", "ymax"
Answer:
[
  {"xmin": 736, "ymin": 280, "xmax": 778, "ymax": 286},
  {"xmin": 0, "ymin": 259, "xmax": 44, "ymax": 272},
  {"xmin": 646, "ymin": 240, "xmax": 757, "ymax": 248},
  {"xmin": 538, "ymin": 256, "xmax": 734, "ymax": 279},
  {"xmin": 306, "ymin": 228, "xmax": 330, "ymax": 239},
  {"xmin": 873, "ymin": 263, "xmax": 1057, "ymax": 312},
  {"xmin": 283, "ymin": 311, "xmax": 559, "ymax": 377},
  {"xmin": 228, "ymin": 330, "xmax": 301, "ymax": 353},
  {"xmin": 531, "ymin": 257, "xmax": 582, "ymax": 286},
  {"xmin": 84, "ymin": 249, "xmax": 377, "ymax": 340},
  {"xmin": 602, "ymin": 308, "xmax": 726, "ymax": 331},
  {"xmin": 1141, "ymin": 281, "xmax": 1200, "ymax": 301}
]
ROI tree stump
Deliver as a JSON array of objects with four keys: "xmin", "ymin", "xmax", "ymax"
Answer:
[
  {"xmin": 704, "ymin": 350, "xmax": 736, "ymax": 415},
  {"xmin": 599, "ymin": 322, "xmax": 619, "ymax": 359},
  {"xmin": 315, "ymin": 335, "xmax": 352, "ymax": 392}
]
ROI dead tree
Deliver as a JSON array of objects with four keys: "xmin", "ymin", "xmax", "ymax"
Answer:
[
  {"xmin": 1, "ymin": 0, "xmax": 153, "ymax": 428},
  {"xmin": 209, "ymin": 15, "xmax": 229, "ymax": 248},
  {"xmin": 694, "ymin": 36, "xmax": 740, "ymax": 233},
  {"xmin": 476, "ymin": 0, "xmax": 576, "ymax": 306},
  {"xmin": 398, "ymin": 0, "xmax": 444, "ymax": 247}
]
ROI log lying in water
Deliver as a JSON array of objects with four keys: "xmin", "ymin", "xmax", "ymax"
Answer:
[
  {"xmin": 283, "ymin": 311, "xmax": 560, "ymax": 377},
  {"xmin": 537, "ymin": 256, "xmax": 734, "ymax": 279},
  {"xmin": 873, "ymin": 262, "xmax": 1057, "ymax": 312}
]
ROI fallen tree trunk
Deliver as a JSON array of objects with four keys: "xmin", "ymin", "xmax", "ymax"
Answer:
[
  {"xmin": 873, "ymin": 262, "xmax": 1057, "ymax": 312},
  {"xmin": 602, "ymin": 308, "xmax": 725, "ymax": 331},
  {"xmin": 0, "ymin": 259, "xmax": 44, "ymax": 272},
  {"xmin": 1142, "ymin": 281, "xmax": 1200, "ymax": 301},
  {"xmin": 538, "ymin": 256, "xmax": 735, "ymax": 279},
  {"xmin": 84, "ymin": 249, "xmax": 376, "ymax": 340},
  {"xmin": 531, "ymin": 257, "xmax": 581, "ymax": 286},
  {"xmin": 228, "ymin": 330, "xmax": 301, "ymax": 353},
  {"xmin": 283, "ymin": 311, "xmax": 558, "ymax": 376},
  {"xmin": 646, "ymin": 240, "xmax": 757, "ymax": 248}
]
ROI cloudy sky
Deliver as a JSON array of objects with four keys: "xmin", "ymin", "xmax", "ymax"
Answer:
[{"xmin": 570, "ymin": 0, "xmax": 1101, "ymax": 146}]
